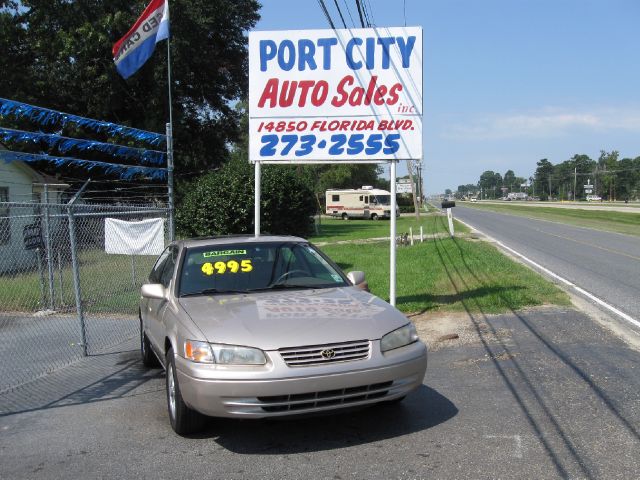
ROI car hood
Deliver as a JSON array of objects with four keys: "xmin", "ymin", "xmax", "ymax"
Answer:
[{"xmin": 178, "ymin": 287, "xmax": 408, "ymax": 350}]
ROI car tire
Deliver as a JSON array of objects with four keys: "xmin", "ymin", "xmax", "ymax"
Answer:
[
  {"xmin": 371, "ymin": 213, "xmax": 378, "ymax": 220},
  {"xmin": 140, "ymin": 317, "xmax": 159, "ymax": 368},
  {"xmin": 342, "ymin": 213, "xmax": 349, "ymax": 220},
  {"xmin": 166, "ymin": 348, "xmax": 206, "ymax": 435}
]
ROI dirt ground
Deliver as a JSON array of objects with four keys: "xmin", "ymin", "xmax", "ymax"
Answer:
[{"xmin": 408, "ymin": 305, "xmax": 560, "ymax": 352}]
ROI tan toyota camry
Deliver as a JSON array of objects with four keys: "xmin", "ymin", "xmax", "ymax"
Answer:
[{"xmin": 139, "ymin": 235, "xmax": 427, "ymax": 435}]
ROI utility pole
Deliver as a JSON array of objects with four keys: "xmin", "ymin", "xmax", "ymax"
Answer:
[
  {"xmin": 406, "ymin": 160, "xmax": 420, "ymax": 220},
  {"xmin": 574, "ymin": 167, "xmax": 577, "ymax": 201}
]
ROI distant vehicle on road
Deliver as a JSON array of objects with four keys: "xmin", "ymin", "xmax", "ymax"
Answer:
[
  {"xmin": 326, "ymin": 186, "xmax": 397, "ymax": 220},
  {"xmin": 507, "ymin": 192, "xmax": 528, "ymax": 201},
  {"xmin": 470, "ymin": 197, "xmax": 478, "ymax": 202},
  {"xmin": 586, "ymin": 195, "xmax": 602, "ymax": 202}
]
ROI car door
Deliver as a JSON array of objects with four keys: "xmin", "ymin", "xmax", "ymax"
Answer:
[{"xmin": 145, "ymin": 246, "xmax": 177, "ymax": 352}]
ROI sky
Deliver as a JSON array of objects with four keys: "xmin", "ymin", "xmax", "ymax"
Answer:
[{"xmin": 254, "ymin": 0, "xmax": 640, "ymax": 194}]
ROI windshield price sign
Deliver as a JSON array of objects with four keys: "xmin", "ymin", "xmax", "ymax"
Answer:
[{"xmin": 249, "ymin": 27, "xmax": 423, "ymax": 163}]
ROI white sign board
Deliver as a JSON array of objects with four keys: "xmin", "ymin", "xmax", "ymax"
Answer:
[
  {"xmin": 248, "ymin": 27, "xmax": 423, "ymax": 162},
  {"xmin": 396, "ymin": 182, "xmax": 414, "ymax": 194}
]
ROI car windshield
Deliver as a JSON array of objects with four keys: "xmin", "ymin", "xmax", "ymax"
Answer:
[
  {"xmin": 178, "ymin": 242, "xmax": 349, "ymax": 296},
  {"xmin": 374, "ymin": 194, "xmax": 390, "ymax": 205}
]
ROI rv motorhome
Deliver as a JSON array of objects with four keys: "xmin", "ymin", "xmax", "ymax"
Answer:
[{"xmin": 325, "ymin": 186, "xmax": 397, "ymax": 220}]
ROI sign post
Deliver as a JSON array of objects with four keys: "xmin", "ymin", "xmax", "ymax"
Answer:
[{"xmin": 248, "ymin": 27, "xmax": 423, "ymax": 305}]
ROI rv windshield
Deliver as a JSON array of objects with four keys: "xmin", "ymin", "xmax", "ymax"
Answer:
[{"xmin": 373, "ymin": 195, "xmax": 390, "ymax": 205}]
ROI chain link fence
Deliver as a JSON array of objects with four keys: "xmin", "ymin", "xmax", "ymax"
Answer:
[{"xmin": 0, "ymin": 201, "xmax": 169, "ymax": 393}]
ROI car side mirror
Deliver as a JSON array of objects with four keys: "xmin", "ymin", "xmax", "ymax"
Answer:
[
  {"xmin": 347, "ymin": 271, "xmax": 369, "ymax": 291},
  {"xmin": 141, "ymin": 283, "xmax": 166, "ymax": 300}
]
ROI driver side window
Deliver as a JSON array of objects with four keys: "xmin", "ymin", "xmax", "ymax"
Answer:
[
  {"xmin": 159, "ymin": 246, "xmax": 178, "ymax": 287},
  {"xmin": 149, "ymin": 247, "xmax": 171, "ymax": 283}
]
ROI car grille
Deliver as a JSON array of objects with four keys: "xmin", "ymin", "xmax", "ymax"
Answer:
[
  {"xmin": 279, "ymin": 340, "xmax": 370, "ymax": 367},
  {"xmin": 257, "ymin": 381, "xmax": 393, "ymax": 413}
]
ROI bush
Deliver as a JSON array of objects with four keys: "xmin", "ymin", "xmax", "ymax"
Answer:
[
  {"xmin": 177, "ymin": 161, "xmax": 317, "ymax": 238},
  {"xmin": 399, "ymin": 205, "xmax": 415, "ymax": 213}
]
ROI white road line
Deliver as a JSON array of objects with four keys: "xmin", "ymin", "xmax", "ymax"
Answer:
[{"xmin": 454, "ymin": 216, "xmax": 640, "ymax": 330}]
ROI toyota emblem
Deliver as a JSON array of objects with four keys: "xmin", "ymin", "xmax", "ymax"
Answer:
[{"xmin": 321, "ymin": 349, "xmax": 336, "ymax": 359}]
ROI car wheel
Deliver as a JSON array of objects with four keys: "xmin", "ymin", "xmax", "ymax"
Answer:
[
  {"xmin": 166, "ymin": 348, "xmax": 206, "ymax": 435},
  {"xmin": 140, "ymin": 316, "xmax": 159, "ymax": 368},
  {"xmin": 341, "ymin": 213, "xmax": 349, "ymax": 220},
  {"xmin": 371, "ymin": 213, "xmax": 379, "ymax": 220}
]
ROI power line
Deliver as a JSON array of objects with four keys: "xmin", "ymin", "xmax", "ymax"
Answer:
[
  {"xmin": 317, "ymin": 0, "xmax": 336, "ymax": 29},
  {"xmin": 332, "ymin": 0, "xmax": 348, "ymax": 28},
  {"xmin": 354, "ymin": 0, "xmax": 366, "ymax": 28},
  {"xmin": 341, "ymin": 0, "xmax": 357, "ymax": 28},
  {"xmin": 361, "ymin": 0, "xmax": 373, "ymax": 27}
]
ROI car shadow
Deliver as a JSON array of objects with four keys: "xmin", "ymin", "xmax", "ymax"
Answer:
[{"xmin": 192, "ymin": 385, "xmax": 457, "ymax": 454}]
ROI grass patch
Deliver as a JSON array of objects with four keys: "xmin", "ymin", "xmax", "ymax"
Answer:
[
  {"xmin": 464, "ymin": 202, "xmax": 640, "ymax": 237},
  {"xmin": 311, "ymin": 213, "xmax": 469, "ymax": 243},
  {"xmin": 321, "ymin": 235, "xmax": 570, "ymax": 314},
  {"xmin": 0, "ymin": 249, "xmax": 156, "ymax": 314}
]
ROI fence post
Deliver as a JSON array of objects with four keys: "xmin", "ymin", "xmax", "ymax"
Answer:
[
  {"xmin": 57, "ymin": 249, "xmax": 64, "ymax": 305},
  {"xmin": 67, "ymin": 180, "xmax": 90, "ymax": 356},
  {"xmin": 36, "ymin": 248, "xmax": 46, "ymax": 308},
  {"xmin": 67, "ymin": 205, "xmax": 87, "ymax": 356},
  {"xmin": 43, "ymin": 185, "xmax": 55, "ymax": 310}
]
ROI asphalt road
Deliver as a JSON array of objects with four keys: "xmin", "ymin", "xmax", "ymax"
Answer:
[
  {"xmin": 451, "ymin": 204, "xmax": 640, "ymax": 324},
  {"xmin": 1, "ymin": 307, "xmax": 639, "ymax": 479}
]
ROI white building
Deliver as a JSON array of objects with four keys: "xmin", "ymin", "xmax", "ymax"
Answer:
[{"xmin": 0, "ymin": 142, "xmax": 69, "ymax": 274}]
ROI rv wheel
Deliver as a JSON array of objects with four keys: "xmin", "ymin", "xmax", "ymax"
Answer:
[
  {"xmin": 342, "ymin": 213, "xmax": 349, "ymax": 220},
  {"xmin": 371, "ymin": 213, "xmax": 379, "ymax": 220}
]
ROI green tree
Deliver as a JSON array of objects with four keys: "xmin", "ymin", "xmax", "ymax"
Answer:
[
  {"xmin": 503, "ymin": 170, "xmax": 516, "ymax": 191},
  {"xmin": 598, "ymin": 150, "xmax": 619, "ymax": 200},
  {"xmin": 534, "ymin": 159, "xmax": 554, "ymax": 199},
  {"xmin": 0, "ymin": 0, "xmax": 260, "ymax": 177}
]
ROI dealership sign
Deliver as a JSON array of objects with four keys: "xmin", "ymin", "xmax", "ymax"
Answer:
[{"xmin": 248, "ymin": 27, "xmax": 423, "ymax": 163}]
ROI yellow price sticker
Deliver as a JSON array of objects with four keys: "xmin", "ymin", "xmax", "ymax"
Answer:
[
  {"xmin": 201, "ymin": 262, "xmax": 215, "ymax": 276},
  {"xmin": 201, "ymin": 259, "xmax": 253, "ymax": 276}
]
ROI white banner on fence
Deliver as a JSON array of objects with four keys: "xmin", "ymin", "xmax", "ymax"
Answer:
[
  {"xmin": 248, "ymin": 27, "xmax": 423, "ymax": 162},
  {"xmin": 105, "ymin": 218, "xmax": 165, "ymax": 255}
]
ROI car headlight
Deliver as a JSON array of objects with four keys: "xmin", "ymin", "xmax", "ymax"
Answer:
[
  {"xmin": 380, "ymin": 323, "xmax": 419, "ymax": 353},
  {"xmin": 210, "ymin": 344, "xmax": 267, "ymax": 365},
  {"xmin": 184, "ymin": 340, "xmax": 267, "ymax": 365},
  {"xmin": 184, "ymin": 340, "xmax": 215, "ymax": 363}
]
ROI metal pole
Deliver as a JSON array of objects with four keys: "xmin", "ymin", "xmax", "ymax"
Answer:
[
  {"xmin": 36, "ymin": 248, "xmax": 46, "ymax": 308},
  {"xmin": 574, "ymin": 167, "xmax": 577, "ymax": 202},
  {"xmin": 57, "ymin": 249, "xmax": 64, "ymax": 305},
  {"xmin": 67, "ymin": 179, "xmax": 90, "ymax": 356},
  {"xmin": 43, "ymin": 184, "xmax": 55, "ymax": 310},
  {"xmin": 254, "ymin": 161, "xmax": 261, "ymax": 237},
  {"xmin": 131, "ymin": 254, "xmax": 136, "ymax": 287},
  {"xmin": 165, "ymin": 34, "xmax": 176, "ymax": 241},
  {"xmin": 390, "ymin": 160, "xmax": 397, "ymax": 306},
  {"xmin": 68, "ymin": 206, "xmax": 87, "ymax": 356},
  {"xmin": 166, "ymin": 122, "xmax": 175, "ymax": 241},
  {"xmin": 406, "ymin": 160, "xmax": 420, "ymax": 220}
]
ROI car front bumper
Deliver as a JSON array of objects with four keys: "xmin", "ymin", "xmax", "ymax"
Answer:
[{"xmin": 175, "ymin": 341, "xmax": 427, "ymax": 418}]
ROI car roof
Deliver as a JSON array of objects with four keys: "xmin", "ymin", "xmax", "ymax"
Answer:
[{"xmin": 175, "ymin": 235, "xmax": 308, "ymax": 249}]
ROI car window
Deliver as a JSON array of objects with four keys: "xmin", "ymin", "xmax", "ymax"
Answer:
[
  {"xmin": 159, "ymin": 246, "xmax": 178, "ymax": 287},
  {"xmin": 179, "ymin": 242, "xmax": 348, "ymax": 296},
  {"xmin": 149, "ymin": 247, "xmax": 171, "ymax": 283}
]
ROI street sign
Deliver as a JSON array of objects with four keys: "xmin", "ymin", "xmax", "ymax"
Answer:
[{"xmin": 396, "ymin": 182, "xmax": 414, "ymax": 194}]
